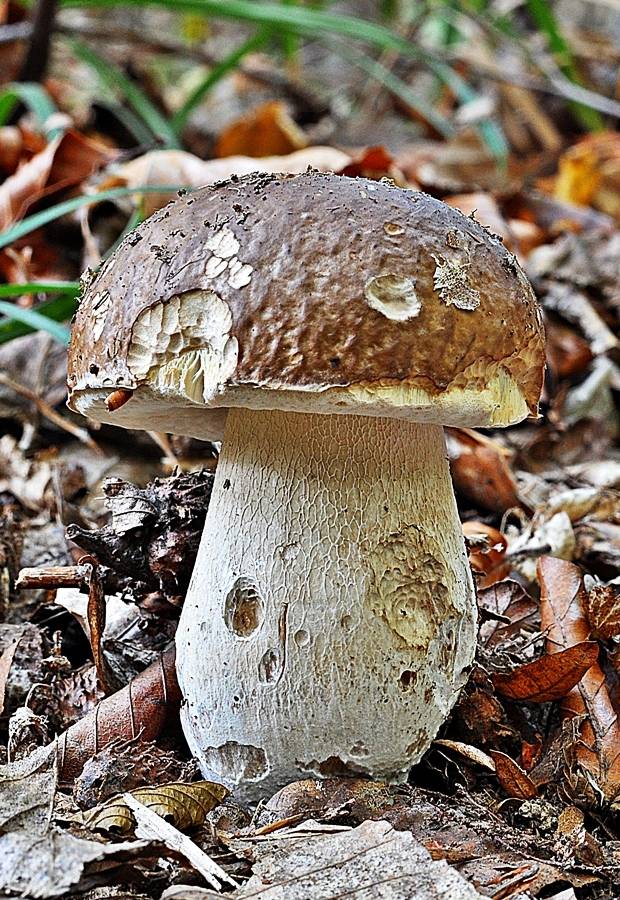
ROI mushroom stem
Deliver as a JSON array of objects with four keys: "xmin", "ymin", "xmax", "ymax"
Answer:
[{"xmin": 177, "ymin": 407, "xmax": 476, "ymax": 801}]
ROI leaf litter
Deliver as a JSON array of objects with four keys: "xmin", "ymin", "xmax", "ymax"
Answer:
[{"xmin": 2, "ymin": 6, "xmax": 620, "ymax": 899}]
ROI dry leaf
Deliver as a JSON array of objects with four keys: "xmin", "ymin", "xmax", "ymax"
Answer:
[
  {"xmin": 0, "ymin": 829, "xmax": 147, "ymax": 898},
  {"xmin": 554, "ymin": 132, "xmax": 620, "ymax": 220},
  {"xmin": 492, "ymin": 641, "xmax": 599, "ymax": 703},
  {"xmin": 214, "ymin": 100, "xmax": 308, "ymax": 158},
  {"xmin": 58, "ymin": 645, "xmax": 181, "ymax": 784},
  {"xmin": 0, "ymin": 130, "xmax": 113, "ymax": 230},
  {"xmin": 478, "ymin": 579, "xmax": 538, "ymax": 651},
  {"xmin": 490, "ymin": 750, "xmax": 538, "ymax": 799},
  {"xmin": 433, "ymin": 739, "xmax": 495, "ymax": 771},
  {"xmin": 0, "ymin": 744, "xmax": 57, "ymax": 834},
  {"xmin": 88, "ymin": 780, "xmax": 228, "ymax": 834},
  {"xmin": 584, "ymin": 583, "xmax": 620, "ymax": 640},
  {"xmin": 126, "ymin": 793, "xmax": 238, "ymax": 891},
  {"xmin": 339, "ymin": 145, "xmax": 397, "ymax": 180},
  {"xmin": 538, "ymin": 556, "xmax": 620, "ymax": 803},
  {"xmin": 462, "ymin": 521, "xmax": 509, "ymax": 587},
  {"xmin": 545, "ymin": 317, "xmax": 593, "ymax": 379},
  {"xmin": 446, "ymin": 428, "xmax": 520, "ymax": 514},
  {"xmin": 178, "ymin": 819, "xmax": 486, "ymax": 899},
  {"xmin": 110, "ymin": 145, "xmax": 352, "ymax": 216}
]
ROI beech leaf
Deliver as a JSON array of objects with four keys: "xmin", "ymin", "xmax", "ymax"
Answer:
[
  {"xmin": 489, "ymin": 751, "xmax": 538, "ymax": 800},
  {"xmin": 538, "ymin": 556, "xmax": 620, "ymax": 803},
  {"xmin": 87, "ymin": 780, "xmax": 228, "ymax": 834},
  {"xmin": 492, "ymin": 641, "xmax": 599, "ymax": 703}
]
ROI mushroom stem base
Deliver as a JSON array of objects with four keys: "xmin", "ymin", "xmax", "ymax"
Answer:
[{"xmin": 177, "ymin": 408, "xmax": 476, "ymax": 801}]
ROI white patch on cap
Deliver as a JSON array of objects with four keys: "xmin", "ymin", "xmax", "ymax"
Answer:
[
  {"xmin": 206, "ymin": 226, "xmax": 239, "ymax": 259},
  {"xmin": 364, "ymin": 274, "xmax": 421, "ymax": 321},
  {"xmin": 204, "ymin": 225, "xmax": 253, "ymax": 289},
  {"xmin": 127, "ymin": 290, "xmax": 238, "ymax": 403},
  {"xmin": 432, "ymin": 254, "xmax": 480, "ymax": 311}
]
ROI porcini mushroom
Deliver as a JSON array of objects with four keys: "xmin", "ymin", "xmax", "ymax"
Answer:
[{"xmin": 68, "ymin": 172, "xmax": 545, "ymax": 801}]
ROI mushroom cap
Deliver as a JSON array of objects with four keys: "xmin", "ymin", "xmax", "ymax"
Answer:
[{"xmin": 67, "ymin": 171, "xmax": 545, "ymax": 440}]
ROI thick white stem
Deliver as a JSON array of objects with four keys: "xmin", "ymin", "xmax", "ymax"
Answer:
[{"xmin": 177, "ymin": 408, "xmax": 476, "ymax": 801}]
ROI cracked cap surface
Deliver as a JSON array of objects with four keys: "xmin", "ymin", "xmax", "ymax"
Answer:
[{"xmin": 67, "ymin": 171, "xmax": 545, "ymax": 440}]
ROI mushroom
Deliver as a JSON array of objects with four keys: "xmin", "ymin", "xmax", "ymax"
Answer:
[{"xmin": 68, "ymin": 171, "xmax": 545, "ymax": 801}]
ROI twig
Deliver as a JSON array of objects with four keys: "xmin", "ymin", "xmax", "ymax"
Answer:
[
  {"xmin": 0, "ymin": 372, "xmax": 101, "ymax": 453},
  {"xmin": 15, "ymin": 564, "xmax": 91, "ymax": 590},
  {"xmin": 19, "ymin": 0, "xmax": 59, "ymax": 82},
  {"xmin": 124, "ymin": 793, "xmax": 239, "ymax": 891}
]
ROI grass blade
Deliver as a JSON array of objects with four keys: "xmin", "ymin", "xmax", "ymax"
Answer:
[
  {"xmin": 0, "ymin": 281, "xmax": 78, "ymax": 298},
  {"xmin": 0, "ymin": 184, "xmax": 187, "ymax": 250},
  {"xmin": 0, "ymin": 82, "xmax": 63, "ymax": 139},
  {"xmin": 69, "ymin": 38, "xmax": 181, "ymax": 148},
  {"xmin": 345, "ymin": 50, "xmax": 454, "ymax": 138},
  {"xmin": 0, "ymin": 299, "xmax": 72, "ymax": 344},
  {"xmin": 62, "ymin": 0, "xmax": 507, "ymax": 159},
  {"xmin": 525, "ymin": 0, "xmax": 604, "ymax": 131},
  {"xmin": 0, "ymin": 288, "xmax": 79, "ymax": 345},
  {"xmin": 172, "ymin": 32, "xmax": 265, "ymax": 133}
]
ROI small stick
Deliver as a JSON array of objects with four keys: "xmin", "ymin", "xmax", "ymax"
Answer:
[
  {"xmin": 19, "ymin": 0, "xmax": 59, "ymax": 82},
  {"xmin": 0, "ymin": 372, "xmax": 101, "ymax": 453},
  {"xmin": 124, "ymin": 793, "xmax": 238, "ymax": 891},
  {"xmin": 15, "ymin": 564, "xmax": 91, "ymax": 590}
]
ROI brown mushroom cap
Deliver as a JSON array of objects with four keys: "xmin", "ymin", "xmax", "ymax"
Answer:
[{"xmin": 67, "ymin": 171, "xmax": 545, "ymax": 440}]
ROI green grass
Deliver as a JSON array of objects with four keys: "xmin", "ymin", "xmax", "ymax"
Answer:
[
  {"xmin": 0, "ymin": 284, "xmax": 79, "ymax": 345},
  {"xmin": 171, "ymin": 31, "xmax": 266, "ymax": 133},
  {"xmin": 0, "ymin": 83, "xmax": 64, "ymax": 139},
  {"xmin": 0, "ymin": 184, "xmax": 187, "ymax": 249},
  {"xmin": 69, "ymin": 39, "xmax": 181, "ymax": 147},
  {"xmin": 62, "ymin": 0, "xmax": 509, "ymax": 159}
]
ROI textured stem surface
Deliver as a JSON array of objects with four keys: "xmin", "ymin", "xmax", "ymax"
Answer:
[{"xmin": 178, "ymin": 408, "xmax": 476, "ymax": 801}]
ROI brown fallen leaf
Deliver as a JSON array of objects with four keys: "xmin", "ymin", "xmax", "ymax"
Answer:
[
  {"xmin": 554, "ymin": 132, "xmax": 620, "ymax": 220},
  {"xmin": 489, "ymin": 751, "xmax": 538, "ymax": 800},
  {"xmin": 446, "ymin": 428, "xmax": 520, "ymax": 514},
  {"xmin": 538, "ymin": 556, "xmax": 620, "ymax": 803},
  {"xmin": 462, "ymin": 521, "xmax": 509, "ymax": 587},
  {"xmin": 339, "ymin": 145, "xmax": 398, "ymax": 181},
  {"xmin": 478, "ymin": 579, "xmax": 538, "ymax": 651},
  {"xmin": 545, "ymin": 317, "xmax": 593, "ymax": 379},
  {"xmin": 433, "ymin": 739, "xmax": 495, "ymax": 772},
  {"xmin": 584, "ymin": 583, "xmax": 620, "ymax": 640},
  {"xmin": 57, "ymin": 645, "xmax": 181, "ymax": 784},
  {"xmin": 0, "ymin": 130, "xmax": 113, "ymax": 230},
  {"xmin": 492, "ymin": 641, "xmax": 599, "ymax": 703},
  {"xmin": 214, "ymin": 100, "xmax": 308, "ymax": 158},
  {"xmin": 87, "ymin": 781, "xmax": 228, "ymax": 834},
  {"xmin": 109, "ymin": 145, "xmax": 352, "ymax": 216}
]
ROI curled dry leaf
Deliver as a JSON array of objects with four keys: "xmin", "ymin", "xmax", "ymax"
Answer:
[
  {"xmin": 87, "ymin": 781, "xmax": 229, "ymax": 835},
  {"xmin": 492, "ymin": 641, "xmax": 599, "ymax": 703},
  {"xmin": 0, "ymin": 130, "xmax": 113, "ymax": 230},
  {"xmin": 433, "ymin": 739, "xmax": 495, "ymax": 772},
  {"xmin": 489, "ymin": 751, "xmax": 538, "ymax": 800},
  {"xmin": 538, "ymin": 556, "xmax": 620, "ymax": 803},
  {"xmin": 58, "ymin": 645, "xmax": 181, "ymax": 784}
]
